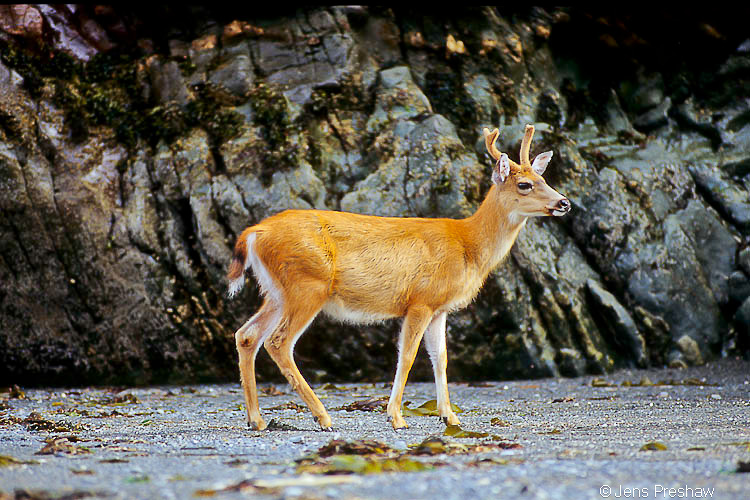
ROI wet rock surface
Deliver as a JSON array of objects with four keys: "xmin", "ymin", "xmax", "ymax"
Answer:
[
  {"xmin": 0, "ymin": 6, "xmax": 749, "ymax": 385},
  {"xmin": 0, "ymin": 359, "xmax": 748, "ymax": 499}
]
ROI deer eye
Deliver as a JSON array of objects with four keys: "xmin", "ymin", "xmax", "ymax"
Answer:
[{"xmin": 517, "ymin": 182, "xmax": 533, "ymax": 192}]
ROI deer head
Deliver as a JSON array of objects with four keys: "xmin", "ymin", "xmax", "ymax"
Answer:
[{"xmin": 483, "ymin": 124, "xmax": 571, "ymax": 218}]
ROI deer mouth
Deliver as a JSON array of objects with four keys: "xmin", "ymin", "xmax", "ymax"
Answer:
[{"xmin": 546, "ymin": 205, "xmax": 571, "ymax": 217}]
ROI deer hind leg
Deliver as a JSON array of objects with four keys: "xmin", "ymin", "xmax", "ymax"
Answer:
[
  {"xmin": 263, "ymin": 280, "xmax": 332, "ymax": 430},
  {"xmin": 423, "ymin": 312, "xmax": 460, "ymax": 426},
  {"xmin": 235, "ymin": 299, "xmax": 283, "ymax": 430},
  {"xmin": 387, "ymin": 304, "xmax": 434, "ymax": 430}
]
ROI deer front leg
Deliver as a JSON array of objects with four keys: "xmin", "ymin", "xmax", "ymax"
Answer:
[
  {"xmin": 423, "ymin": 311, "xmax": 460, "ymax": 426},
  {"xmin": 235, "ymin": 300, "xmax": 282, "ymax": 431},
  {"xmin": 387, "ymin": 305, "xmax": 434, "ymax": 430}
]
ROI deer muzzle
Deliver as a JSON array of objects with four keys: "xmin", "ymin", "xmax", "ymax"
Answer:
[{"xmin": 549, "ymin": 197, "xmax": 571, "ymax": 217}]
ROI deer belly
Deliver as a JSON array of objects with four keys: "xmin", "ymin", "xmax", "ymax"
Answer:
[{"xmin": 321, "ymin": 298, "xmax": 396, "ymax": 325}]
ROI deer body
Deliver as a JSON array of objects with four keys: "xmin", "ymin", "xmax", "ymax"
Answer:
[{"xmin": 227, "ymin": 125, "xmax": 570, "ymax": 431}]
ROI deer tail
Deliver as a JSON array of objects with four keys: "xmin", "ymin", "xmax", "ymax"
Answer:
[{"xmin": 227, "ymin": 228, "xmax": 254, "ymax": 298}]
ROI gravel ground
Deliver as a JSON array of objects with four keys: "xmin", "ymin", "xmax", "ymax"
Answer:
[{"xmin": 1, "ymin": 358, "xmax": 749, "ymax": 500}]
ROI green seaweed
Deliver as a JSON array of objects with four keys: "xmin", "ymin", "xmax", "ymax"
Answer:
[{"xmin": 247, "ymin": 82, "xmax": 298, "ymax": 184}]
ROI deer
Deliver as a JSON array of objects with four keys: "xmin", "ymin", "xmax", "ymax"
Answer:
[{"xmin": 226, "ymin": 124, "xmax": 571, "ymax": 431}]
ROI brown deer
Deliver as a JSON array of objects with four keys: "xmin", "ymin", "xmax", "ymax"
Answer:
[{"xmin": 227, "ymin": 124, "xmax": 570, "ymax": 431}]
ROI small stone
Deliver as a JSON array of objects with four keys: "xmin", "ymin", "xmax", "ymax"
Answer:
[
  {"xmin": 393, "ymin": 440, "xmax": 407, "ymax": 450},
  {"xmin": 675, "ymin": 335, "xmax": 704, "ymax": 366},
  {"xmin": 668, "ymin": 358, "xmax": 689, "ymax": 370},
  {"xmin": 633, "ymin": 97, "xmax": 671, "ymax": 132}
]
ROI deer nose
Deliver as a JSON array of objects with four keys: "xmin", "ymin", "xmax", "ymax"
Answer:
[{"xmin": 557, "ymin": 198, "xmax": 571, "ymax": 212}]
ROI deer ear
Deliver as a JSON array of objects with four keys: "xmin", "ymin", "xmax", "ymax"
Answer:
[
  {"xmin": 531, "ymin": 151, "xmax": 553, "ymax": 175},
  {"xmin": 492, "ymin": 153, "xmax": 510, "ymax": 184}
]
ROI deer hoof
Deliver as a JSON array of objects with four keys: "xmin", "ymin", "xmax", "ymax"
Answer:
[
  {"xmin": 313, "ymin": 414, "xmax": 333, "ymax": 430},
  {"xmin": 248, "ymin": 420, "xmax": 267, "ymax": 431},
  {"xmin": 441, "ymin": 414, "xmax": 460, "ymax": 426},
  {"xmin": 388, "ymin": 415, "xmax": 409, "ymax": 430}
]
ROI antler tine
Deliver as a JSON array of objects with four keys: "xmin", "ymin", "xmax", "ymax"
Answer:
[
  {"xmin": 483, "ymin": 127, "xmax": 503, "ymax": 161},
  {"xmin": 520, "ymin": 124, "xmax": 535, "ymax": 165}
]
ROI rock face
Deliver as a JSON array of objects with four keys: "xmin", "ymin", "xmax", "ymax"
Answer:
[{"xmin": 0, "ymin": 6, "xmax": 749, "ymax": 385}]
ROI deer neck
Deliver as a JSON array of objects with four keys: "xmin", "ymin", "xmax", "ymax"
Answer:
[{"xmin": 462, "ymin": 185, "xmax": 526, "ymax": 276}]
